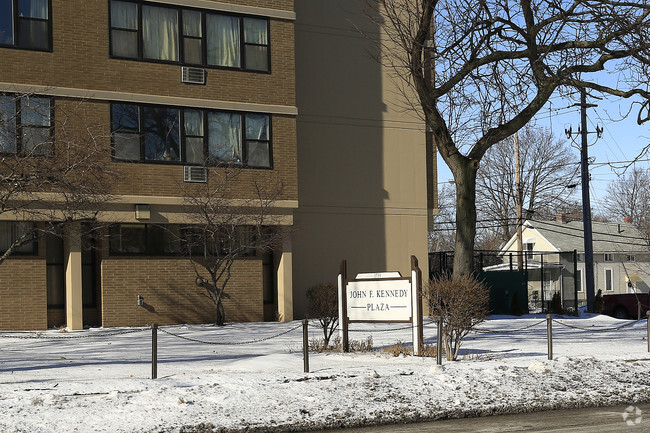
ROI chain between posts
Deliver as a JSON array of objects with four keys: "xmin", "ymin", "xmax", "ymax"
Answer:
[
  {"xmin": 157, "ymin": 323, "xmax": 303, "ymax": 345},
  {"xmin": 0, "ymin": 328, "xmax": 149, "ymax": 339},
  {"xmin": 344, "ymin": 319, "xmax": 437, "ymax": 333},
  {"xmin": 472, "ymin": 319, "xmax": 547, "ymax": 334},
  {"xmin": 552, "ymin": 318, "xmax": 644, "ymax": 332}
]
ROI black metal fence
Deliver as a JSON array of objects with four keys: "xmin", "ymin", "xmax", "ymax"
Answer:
[{"xmin": 429, "ymin": 250, "xmax": 580, "ymax": 314}]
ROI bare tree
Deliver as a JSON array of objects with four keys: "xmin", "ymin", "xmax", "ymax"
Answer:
[
  {"xmin": 476, "ymin": 126, "xmax": 578, "ymax": 244},
  {"xmin": 603, "ymin": 167, "xmax": 650, "ymax": 242},
  {"xmin": 369, "ymin": 0, "xmax": 650, "ymax": 274},
  {"xmin": 0, "ymin": 93, "xmax": 116, "ymax": 264},
  {"xmin": 182, "ymin": 169, "xmax": 285, "ymax": 326}
]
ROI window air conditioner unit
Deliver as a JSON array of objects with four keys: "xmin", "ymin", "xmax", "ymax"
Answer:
[
  {"xmin": 183, "ymin": 166, "xmax": 208, "ymax": 183},
  {"xmin": 181, "ymin": 66, "xmax": 206, "ymax": 85}
]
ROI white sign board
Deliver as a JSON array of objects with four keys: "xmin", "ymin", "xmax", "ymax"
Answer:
[{"xmin": 346, "ymin": 279, "xmax": 412, "ymax": 321}]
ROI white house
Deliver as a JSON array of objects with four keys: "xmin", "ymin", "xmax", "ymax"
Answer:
[{"xmin": 496, "ymin": 217, "xmax": 650, "ymax": 311}]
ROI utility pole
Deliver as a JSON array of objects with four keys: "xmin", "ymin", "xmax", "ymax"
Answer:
[
  {"xmin": 578, "ymin": 89, "xmax": 597, "ymax": 312},
  {"xmin": 566, "ymin": 89, "xmax": 602, "ymax": 312},
  {"xmin": 514, "ymin": 131, "xmax": 523, "ymax": 271}
]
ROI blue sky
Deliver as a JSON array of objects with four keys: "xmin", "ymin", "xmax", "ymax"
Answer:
[{"xmin": 437, "ymin": 94, "xmax": 650, "ymax": 218}]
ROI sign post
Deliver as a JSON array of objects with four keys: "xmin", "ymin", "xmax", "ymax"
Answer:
[{"xmin": 338, "ymin": 256, "xmax": 424, "ymax": 355}]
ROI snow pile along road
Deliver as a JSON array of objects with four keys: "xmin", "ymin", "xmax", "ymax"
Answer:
[{"xmin": 0, "ymin": 314, "xmax": 649, "ymax": 432}]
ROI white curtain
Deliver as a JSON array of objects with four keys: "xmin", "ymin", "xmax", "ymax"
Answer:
[
  {"xmin": 111, "ymin": 1, "xmax": 137, "ymax": 29},
  {"xmin": 207, "ymin": 14, "xmax": 240, "ymax": 67},
  {"xmin": 243, "ymin": 18, "xmax": 267, "ymax": 45},
  {"xmin": 245, "ymin": 114, "xmax": 270, "ymax": 167},
  {"xmin": 184, "ymin": 109, "xmax": 204, "ymax": 164},
  {"xmin": 143, "ymin": 5, "xmax": 178, "ymax": 61},
  {"xmin": 19, "ymin": 0, "xmax": 47, "ymax": 18},
  {"xmin": 245, "ymin": 114, "xmax": 269, "ymax": 140},
  {"xmin": 208, "ymin": 112, "xmax": 241, "ymax": 163}
]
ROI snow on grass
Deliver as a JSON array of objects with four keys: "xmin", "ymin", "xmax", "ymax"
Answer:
[{"xmin": 1, "ymin": 314, "xmax": 650, "ymax": 432}]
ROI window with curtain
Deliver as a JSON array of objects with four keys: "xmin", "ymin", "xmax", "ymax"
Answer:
[
  {"xmin": 108, "ymin": 1, "xmax": 269, "ymax": 72},
  {"xmin": 110, "ymin": 0, "xmax": 139, "ymax": 58},
  {"xmin": 17, "ymin": 0, "xmax": 49, "ymax": 50},
  {"xmin": 0, "ymin": 0, "xmax": 50, "ymax": 50},
  {"xmin": 111, "ymin": 102, "xmax": 272, "ymax": 168},
  {"xmin": 208, "ymin": 112, "xmax": 241, "ymax": 164},
  {"xmin": 206, "ymin": 14, "xmax": 240, "ymax": 68},
  {"xmin": 184, "ymin": 109, "xmax": 205, "ymax": 164},
  {"xmin": 182, "ymin": 9, "xmax": 203, "ymax": 65},
  {"xmin": 142, "ymin": 5, "xmax": 179, "ymax": 61},
  {"xmin": 243, "ymin": 18, "xmax": 269, "ymax": 72},
  {"xmin": 245, "ymin": 114, "xmax": 271, "ymax": 167}
]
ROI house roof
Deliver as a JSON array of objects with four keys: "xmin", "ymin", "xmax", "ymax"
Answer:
[{"xmin": 519, "ymin": 220, "xmax": 649, "ymax": 253}]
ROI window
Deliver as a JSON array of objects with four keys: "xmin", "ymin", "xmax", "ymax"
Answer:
[
  {"xmin": 109, "ymin": 223, "xmax": 254, "ymax": 256},
  {"xmin": 604, "ymin": 253, "xmax": 613, "ymax": 262},
  {"xmin": 111, "ymin": 102, "xmax": 272, "ymax": 168},
  {"xmin": 604, "ymin": 268, "xmax": 614, "ymax": 291},
  {"xmin": 626, "ymin": 254, "xmax": 635, "ymax": 262},
  {"xmin": 0, "ymin": 221, "xmax": 36, "ymax": 254},
  {"xmin": 109, "ymin": 0, "xmax": 270, "ymax": 72},
  {"xmin": 0, "ymin": 0, "xmax": 51, "ymax": 50},
  {"xmin": 523, "ymin": 242, "xmax": 534, "ymax": 260},
  {"xmin": 576, "ymin": 269, "xmax": 583, "ymax": 292},
  {"xmin": 0, "ymin": 94, "xmax": 52, "ymax": 155},
  {"xmin": 243, "ymin": 17, "xmax": 269, "ymax": 72}
]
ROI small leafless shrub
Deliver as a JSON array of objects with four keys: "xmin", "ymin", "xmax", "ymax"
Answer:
[
  {"xmin": 380, "ymin": 341, "xmax": 438, "ymax": 357},
  {"xmin": 425, "ymin": 274, "xmax": 490, "ymax": 361},
  {"xmin": 310, "ymin": 335, "xmax": 373, "ymax": 353},
  {"xmin": 306, "ymin": 282, "xmax": 338, "ymax": 348}
]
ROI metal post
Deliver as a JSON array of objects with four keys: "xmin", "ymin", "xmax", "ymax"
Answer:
[
  {"xmin": 302, "ymin": 319, "xmax": 310, "ymax": 373},
  {"xmin": 574, "ymin": 250, "xmax": 579, "ymax": 315},
  {"xmin": 437, "ymin": 316, "xmax": 443, "ymax": 365},
  {"xmin": 152, "ymin": 323, "xmax": 158, "ymax": 380},
  {"xmin": 546, "ymin": 314, "xmax": 553, "ymax": 360}
]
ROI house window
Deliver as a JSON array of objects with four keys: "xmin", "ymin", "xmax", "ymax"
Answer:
[
  {"xmin": 0, "ymin": 221, "xmax": 37, "ymax": 254},
  {"xmin": 626, "ymin": 254, "xmax": 635, "ymax": 262},
  {"xmin": 0, "ymin": 0, "xmax": 51, "ymax": 50},
  {"xmin": 111, "ymin": 102, "xmax": 272, "ymax": 168},
  {"xmin": 604, "ymin": 268, "xmax": 614, "ymax": 291},
  {"xmin": 109, "ymin": 1, "xmax": 270, "ymax": 72},
  {"xmin": 0, "ymin": 94, "xmax": 52, "ymax": 155},
  {"xmin": 523, "ymin": 242, "xmax": 534, "ymax": 260},
  {"xmin": 604, "ymin": 253, "xmax": 613, "ymax": 262},
  {"xmin": 576, "ymin": 269, "xmax": 583, "ymax": 292}
]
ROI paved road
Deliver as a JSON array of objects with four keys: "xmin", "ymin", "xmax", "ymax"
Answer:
[{"xmin": 308, "ymin": 403, "xmax": 650, "ymax": 432}]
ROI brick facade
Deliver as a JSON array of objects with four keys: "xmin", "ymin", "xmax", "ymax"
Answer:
[
  {"xmin": 0, "ymin": 0, "xmax": 296, "ymax": 330},
  {"xmin": 101, "ymin": 257, "xmax": 263, "ymax": 327}
]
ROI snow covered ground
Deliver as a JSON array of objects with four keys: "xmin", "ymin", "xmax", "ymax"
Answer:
[{"xmin": 1, "ymin": 314, "xmax": 649, "ymax": 433}]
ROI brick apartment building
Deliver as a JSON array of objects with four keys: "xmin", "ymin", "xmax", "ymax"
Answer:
[
  {"xmin": 0, "ymin": 0, "xmax": 435, "ymax": 330},
  {"xmin": 0, "ymin": 0, "xmax": 297, "ymax": 330}
]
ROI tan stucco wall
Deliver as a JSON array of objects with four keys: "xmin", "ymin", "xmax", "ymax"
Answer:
[{"xmin": 292, "ymin": 1, "xmax": 431, "ymax": 318}]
